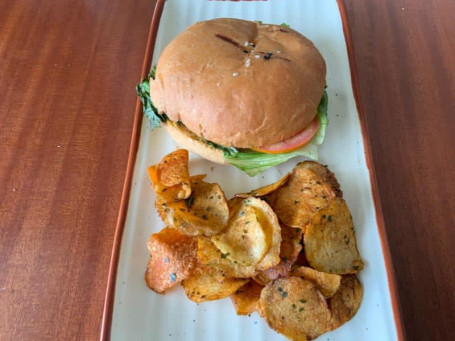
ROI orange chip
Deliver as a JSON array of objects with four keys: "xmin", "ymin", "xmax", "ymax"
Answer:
[
  {"xmin": 144, "ymin": 227, "xmax": 198, "ymax": 294},
  {"xmin": 255, "ymin": 224, "xmax": 303, "ymax": 284},
  {"xmin": 148, "ymin": 149, "xmax": 192, "ymax": 200},
  {"xmin": 272, "ymin": 161, "xmax": 340, "ymax": 228},
  {"xmin": 329, "ymin": 275, "xmax": 363, "ymax": 330},
  {"xmin": 182, "ymin": 265, "xmax": 248, "ymax": 303},
  {"xmin": 157, "ymin": 179, "xmax": 229, "ymax": 236},
  {"xmin": 235, "ymin": 173, "xmax": 290, "ymax": 198},
  {"xmin": 230, "ymin": 280, "xmax": 264, "ymax": 315}
]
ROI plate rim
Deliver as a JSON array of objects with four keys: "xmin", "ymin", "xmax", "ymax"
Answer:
[
  {"xmin": 99, "ymin": 0, "xmax": 165, "ymax": 339},
  {"xmin": 100, "ymin": 1, "xmax": 405, "ymax": 340}
]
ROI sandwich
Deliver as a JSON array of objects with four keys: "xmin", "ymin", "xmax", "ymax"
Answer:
[{"xmin": 137, "ymin": 18, "xmax": 328, "ymax": 176}]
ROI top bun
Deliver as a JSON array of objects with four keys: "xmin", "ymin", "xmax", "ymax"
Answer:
[{"xmin": 150, "ymin": 18, "xmax": 326, "ymax": 148}]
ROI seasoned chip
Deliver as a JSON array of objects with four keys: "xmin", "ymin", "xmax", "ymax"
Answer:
[
  {"xmin": 235, "ymin": 173, "xmax": 290, "ymax": 198},
  {"xmin": 304, "ymin": 197, "xmax": 364, "ymax": 274},
  {"xmin": 197, "ymin": 237, "xmax": 257, "ymax": 278},
  {"xmin": 329, "ymin": 275, "xmax": 363, "ymax": 330},
  {"xmin": 272, "ymin": 162, "xmax": 339, "ymax": 228},
  {"xmin": 212, "ymin": 199, "xmax": 269, "ymax": 266},
  {"xmin": 182, "ymin": 265, "xmax": 248, "ymax": 303},
  {"xmin": 157, "ymin": 179, "xmax": 229, "ymax": 236},
  {"xmin": 292, "ymin": 266, "xmax": 341, "ymax": 298},
  {"xmin": 250, "ymin": 198, "xmax": 282, "ymax": 271},
  {"xmin": 144, "ymin": 227, "xmax": 198, "ymax": 294},
  {"xmin": 230, "ymin": 280, "xmax": 264, "ymax": 315},
  {"xmin": 148, "ymin": 149, "xmax": 192, "ymax": 200},
  {"xmin": 255, "ymin": 224, "xmax": 303, "ymax": 284},
  {"xmin": 210, "ymin": 197, "xmax": 281, "ymax": 271},
  {"xmin": 258, "ymin": 277, "xmax": 331, "ymax": 340},
  {"xmin": 300, "ymin": 161, "xmax": 342, "ymax": 197}
]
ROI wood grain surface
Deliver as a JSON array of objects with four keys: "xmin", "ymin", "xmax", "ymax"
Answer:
[{"xmin": 0, "ymin": 0, "xmax": 453, "ymax": 340}]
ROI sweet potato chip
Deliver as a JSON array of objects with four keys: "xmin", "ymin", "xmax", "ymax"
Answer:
[
  {"xmin": 304, "ymin": 197, "xmax": 364, "ymax": 274},
  {"xmin": 258, "ymin": 277, "xmax": 331, "ymax": 340},
  {"xmin": 157, "ymin": 178, "xmax": 229, "ymax": 236},
  {"xmin": 144, "ymin": 227, "xmax": 198, "ymax": 294},
  {"xmin": 255, "ymin": 224, "xmax": 303, "ymax": 284},
  {"xmin": 182, "ymin": 265, "xmax": 248, "ymax": 303},
  {"xmin": 230, "ymin": 280, "xmax": 264, "ymax": 315},
  {"xmin": 292, "ymin": 266, "xmax": 342, "ymax": 298},
  {"xmin": 272, "ymin": 162, "xmax": 339, "ymax": 228},
  {"xmin": 147, "ymin": 149, "xmax": 192, "ymax": 200},
  {"xmin": 235, "ymin": 173, "xmax": 290, "ymax": 198},
  {"xmin": 329, "ymin": 275, "xmax": 363, "ymax": 330}
]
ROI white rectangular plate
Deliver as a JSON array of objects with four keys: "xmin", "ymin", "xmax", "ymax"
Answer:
[{"xmin": 108, "ymin": 0, "xmax": 401, "ymax": 340}]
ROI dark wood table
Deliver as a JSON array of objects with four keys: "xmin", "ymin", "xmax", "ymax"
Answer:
[{"xmin": 1, "ymin": 0, "xmax": 453, "ymax": 339}]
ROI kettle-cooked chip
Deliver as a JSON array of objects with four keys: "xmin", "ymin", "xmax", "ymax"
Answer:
[
  {"xmin": 255, "ymin": 224, "xmax": 303, "ymax": 284},
  {"xmin": 212, "ymin": 198, "xmax": 272, "ymax": 266},
  {"xmin": 144, "ymin": 227, "xmax": 198, "ymax": 294},
  {"xmin": 304, "ymin": 197, "xmax": 364, "ymax": 274},
  {"xmin": 182, "ymin": 265, "xmax": 248, "ymax": 303},
  {"xmin": 272, "ymin": 162, "xmax": 339, "ymax": 228},
  {"xmin": 148, "ymin": 149, "xmax": 192, "ymax": 200},
  {"xmin": 258, "ymin": 277, "xmax": 331, "ymax": 341},
  {"xmin": 292, "ymin": 266, "xmax": 342, "ymax": 298},
  {"xmin": 235, "ymin": 173, "xmax": 290, "ymax": 198},
  {"xmin": 157, "ymin": 178, "xmax": 229, "ymax": 236},
  {"xmin": 197, "ymin": 237, "xmax": 257, "ymax": 278},
  {"xmin": 300, "ymin": 161, "xmax": 342, "ymax": 197},
  {"xmin": 230, "ymin": 280, "xmax": 264, "ymax": 315},
  {"xmin": 329, "ymin": 275, "xmax": 363, "ymax": 330},
  {"xmin": 210, "ymin": 197, "xmax": 281, "ymax": 271}
]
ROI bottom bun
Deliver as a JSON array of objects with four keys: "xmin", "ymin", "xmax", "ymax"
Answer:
[{"xmin": 163, "ymin": 122, "xmax": 226, "ymax": 165}]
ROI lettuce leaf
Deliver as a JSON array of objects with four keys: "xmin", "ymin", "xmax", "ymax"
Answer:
[
  {"xmin": 136, "ymin": 67, "xmax": 168, "ymax": 129},
  {"xmin": 222, "ymin": 90, "xmax": 329, "ymax": 176}
]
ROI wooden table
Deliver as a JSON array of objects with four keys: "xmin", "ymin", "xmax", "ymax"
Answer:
[{"xmin": 1, "ymin": 0, "xmax": 453, "ymax": 339}]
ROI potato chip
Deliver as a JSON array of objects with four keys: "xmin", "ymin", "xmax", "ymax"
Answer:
[
  {"xmin": 197, "ymin": 237, "xmax": 257, "ymax": 278},
  {"xmin": 255, "ymin": 224, "xmax": 303, "ymax": 284},
  {"xmin": 230, "ymin": 280, "xmax": 264, "ymax": 315},
  {"xmin": 209, "ymin": 197, "xmax": 281, "ymax": 271},
  {"xmin": 147, "ymin": 150, "xmax": 192, "ymax": 200},
  {"xmin": 212, "ymin": 199, "xmax": 269, "ymax": 266},
  {"xmin": 158, "ymin": 149, "xmax": 191, "ymax": 198},
  {"xmin": 144, "ymin": 227, "xmax": 198, "ymax": 294},
  {"xmin": 235, "ymin": 173, "xmax": 290, "ymax": 198},
  {"xmin": 258, "ymin": 277, "xmax": 331, "ymax": 340},
  {"xmin": 300, "ymin": 161, "xmax": 342, "ymax": 198},
  {"xmin": 304, "ymin": 197, "xmax": 364, "ymax": 274},
  {"xmin": 329, "ymin": 275, "xmax": 363, "ymax": 330},
  {"xmin": 272, "ymin": 162, "xmax": 339, "ymax": 228},
  {"xmin": 292, "ymin": 266, "xmax": 342, "ymax": 298},
  {"xmin": 182, "ymin": 265, "xmax": 248, "ymax": 303},
  {"xmin": 251, "ymin": 198, "xmax": 282, "ymax": 271},
  {"xmin": 157, "ymin": 178, "xmax": 229, "ymax": 236}
]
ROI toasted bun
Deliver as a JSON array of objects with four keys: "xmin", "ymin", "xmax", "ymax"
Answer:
[
  {"xmin": 150, "ymin": 18, "xmax": 326, "ymax": 148},
  {"xmin": 163, "ymin": 122, "xmax": 226, "ymax": 165}
]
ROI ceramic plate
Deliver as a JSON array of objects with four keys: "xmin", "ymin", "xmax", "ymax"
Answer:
[{"xmin": 102, "ymin": 1, "xmax": 404, "ymax": 340}]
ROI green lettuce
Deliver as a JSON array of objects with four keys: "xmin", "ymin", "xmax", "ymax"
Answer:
[{"xmin": 136, "ymin": 67, "xmax": 168, "ymax": 129}]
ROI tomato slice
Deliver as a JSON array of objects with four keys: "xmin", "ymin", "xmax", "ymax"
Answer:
[{"xmin": 252, "ymin": 117, "xmax": 319, "ymax": 154}]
